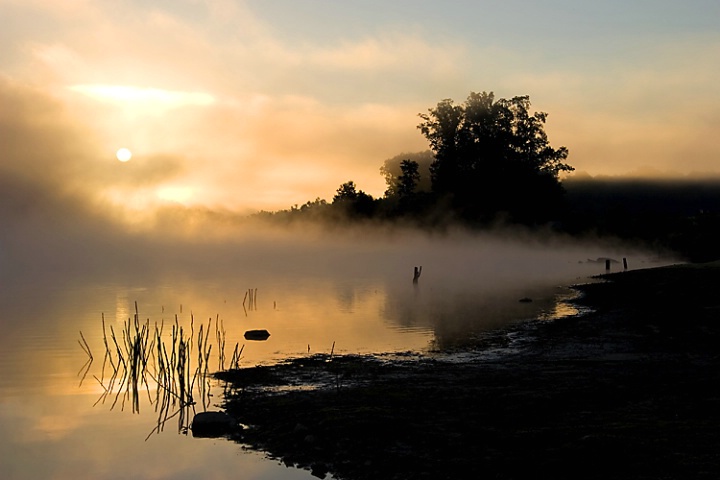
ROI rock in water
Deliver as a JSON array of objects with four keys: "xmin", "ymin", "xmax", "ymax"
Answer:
[
  {"xmin": 191, "ymin": 411, "xmax": 237, "ymax": 438},
  {"xmin": 244, "ymin": 329, "xmax": 271, "ymax": 341}
]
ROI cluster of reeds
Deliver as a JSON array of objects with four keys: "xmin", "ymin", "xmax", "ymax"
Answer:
[
  {"xmin": 212, "ymin": 315, "xmax": 244, "ymax": 371},
  {"xmin": 78, "ymin": 302, "xmax": 245, "ymax": 440},
  {"xmin": 242, "ymin": 288, "xmax": 258, "ymax": 314}
]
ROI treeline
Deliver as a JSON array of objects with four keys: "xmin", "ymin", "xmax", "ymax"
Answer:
[
  {"xmin": 562, "ymin": 177, "xmax": 720, "ymax": 263},
  {"xmin": 254, "ymin": 91, "xmax": 720, "ymax": 262}
]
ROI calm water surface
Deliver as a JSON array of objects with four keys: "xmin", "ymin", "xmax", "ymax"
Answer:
[{"xmin": 0, "ymin": 235, "xmax": 668, "ymax": 479}]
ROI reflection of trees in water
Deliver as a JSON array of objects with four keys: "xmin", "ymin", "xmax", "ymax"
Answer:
[
  {"xmin": 381, "ymin": 286, "xmax": 563, "ymax": 350},
  {"xmin": 78, "ymin": 303, "xmax": 243, "ymax": 440},
  {"xmin": 334, "ymin": 282, "xmax": 357, "ymax": 313},
  {"xmin": 333, "ymin": 281, "xmax": 379, "ymax": 314}
]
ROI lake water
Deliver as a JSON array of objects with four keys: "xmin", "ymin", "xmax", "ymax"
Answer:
[{"xmin": 0, "ymin": 228, "xmax": 671, "ymax": 479}]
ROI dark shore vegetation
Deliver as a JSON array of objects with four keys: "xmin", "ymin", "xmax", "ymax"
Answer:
[
  {"xmin": 253, "ymin": 91, "xmax": 720, "ymax": 263},
  {"xmin": 217, "ymin": 262, "xmax": 720, "ymax": 479},
  {"xmin": 258, "ymin": 176, "xmax": 720, "ymax": 263},
  {"xmin": 561, "ymin": 177, "xmax": 720, "ymax": 263}
]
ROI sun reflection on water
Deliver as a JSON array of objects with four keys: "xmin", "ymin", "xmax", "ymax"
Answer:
[
  {"xmin": 115, "ymin": 293, "xmax": 130, "ymax": 323},
  {"xmin": 537, "ymin": 287, "xmax": 596, "ymax": 321}
]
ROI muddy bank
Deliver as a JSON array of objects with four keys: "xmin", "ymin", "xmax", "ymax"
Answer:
[{"xmin": 217, "ymin": 262, "xmax": 720, "ymax": 480}]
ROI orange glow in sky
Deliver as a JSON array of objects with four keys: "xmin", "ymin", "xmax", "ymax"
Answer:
[{"xmin": 2, "ymin": 1, "xmax": 719, "ymax": 216}]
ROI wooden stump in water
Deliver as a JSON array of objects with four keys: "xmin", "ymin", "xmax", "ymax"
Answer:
[{"xmin": 413, "ymin": 266, "xmax": 423, "ymax": 284}]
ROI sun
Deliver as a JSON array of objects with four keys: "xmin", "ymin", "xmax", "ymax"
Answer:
[{"xmin": 116, "ymin": 148, "xmax": 132, "ymax": 162}]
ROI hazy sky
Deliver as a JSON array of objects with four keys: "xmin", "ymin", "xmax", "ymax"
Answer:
[{"xmin": 2, "ymin": 0, "xmax": 719, "ymax": 214}]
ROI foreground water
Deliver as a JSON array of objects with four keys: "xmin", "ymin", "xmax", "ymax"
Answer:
[{"xmin": 0, "ymin": 230, "xmax": 671, "ymax": 479}]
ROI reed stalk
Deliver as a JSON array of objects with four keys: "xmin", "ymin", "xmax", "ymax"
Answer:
[
  {"xmin": 77, "ymin": 357, "xmax": 93, "ymax": 387},
  {"xmin": 78, "ymin": 330, "xmax": 93, "ymax": 360},
  {"xmin": 229, "ymin": 343, "xmax": 244, "ymax": 370}
]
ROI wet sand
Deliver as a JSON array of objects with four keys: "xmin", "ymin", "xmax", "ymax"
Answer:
[{"xmin": 217, "ymin": 261, "xmax": 720, "ymax": 480}]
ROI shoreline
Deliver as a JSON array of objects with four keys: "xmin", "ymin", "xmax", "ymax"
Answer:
[{"xmin": 217, "ymin": 261, "xmax": 720, "ymax": 480}]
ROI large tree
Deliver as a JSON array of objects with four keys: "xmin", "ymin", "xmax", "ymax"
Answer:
[{"xmin": 418, "ymin": 91, "xmax": 573, "ymax": 223}]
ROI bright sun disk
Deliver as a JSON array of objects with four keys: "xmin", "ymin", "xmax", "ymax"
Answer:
[{"xmin": 116, "ymin": 148, "xmax": 132, "ymax": 162}]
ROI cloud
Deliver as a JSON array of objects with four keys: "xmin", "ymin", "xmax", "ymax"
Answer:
[
  {"xmin": 187, "ymin": 94, "xmax": 428, "ymax": 205},
  {"xmin": 0, "ymin": 72, "xmax": 426, "ymax": 218},
  {"xmin": 4, "ymin": 0, "xmax": 720, "ymax": 216},
  {"xmin": 304, "ymin": 32, "xmax": 465, "ymax": 74},
  {"xmin": 3, "ymin": 2, "xmax": 445, "ymax": 210},
  {"xmin": 69, "ymin": 84, "xmax": 215, "ymax": 109},
  {"xmin": 0, "ymin": 78, "xmax": 92, "ymax": 189},
  {"xmin": 493, "ymin": 33, "xmax": 720, "ymax": 177},
  {"xmin": 0, "ymin": 78, "xmax": 190, "ymax": 211}
]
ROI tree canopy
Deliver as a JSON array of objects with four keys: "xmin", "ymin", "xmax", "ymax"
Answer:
[
  {"xmin": 418, "ymin": 91, "xmax": 573, "ymax": 223},
  {"xmin": 332, "ymin": 181, "xmax": 375, "ymax": 217}
]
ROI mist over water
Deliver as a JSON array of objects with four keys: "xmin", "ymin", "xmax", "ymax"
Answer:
[
  {"xmin": 1, "ymin": 203, "xmax": 675, "ymax": 356},
  {"xmin": 1, "ymin": 172, "xmax": 678, "ymax": 365},
  {"xmin": 0, "ymin": 184, "xmax": 678, "ymax": 480}
]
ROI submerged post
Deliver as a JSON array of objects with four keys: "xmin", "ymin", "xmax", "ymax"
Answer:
[
  {"xmin": 623, "ymin": 257, "xmax": 628, "ymax": 270},
  {"xmin": 413, "ymin": 266, "xmax": 423, "ymax": 284},
  {"xmin": 605, "ymin": 259, "xmax": 611, "ymax": 271}
]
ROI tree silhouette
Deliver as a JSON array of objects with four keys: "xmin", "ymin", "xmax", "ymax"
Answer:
[
  {"xmin": 333, "ymin": 181, "xmax": 360, "ymax": 203},
  {"xmin": 397, "ymin": 160, "xmax": 420, "ymax": 198},
  {"xmin": 332, "ymin": 180, "xmax": 375, "ymax": 217},
  {"xmin": 380, "ymin": 151, "xmax": 434, "ymax": 196},
  {"xmin": 418, "ymin": 91, "xmax": 573, "ymax": 223}
]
